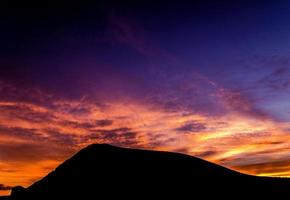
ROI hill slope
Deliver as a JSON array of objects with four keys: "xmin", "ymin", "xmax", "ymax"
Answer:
[{"xmin": 9, "ymin": 144, "xmax": 290, "ymax": 199}]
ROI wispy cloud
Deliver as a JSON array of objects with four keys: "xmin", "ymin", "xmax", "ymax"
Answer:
[
  {"xmin": 0, "ymin": 74, "xmax": 289, "ymax": 192},
  {"xmin": 234, "ymin": 159, "xmax": 290, "ymax": 177},
  {"xmin": 175, "ymin": 121, "xmax": 207, "ymax": 133},
  {"xmin": 0, "ymin": 184, "xmax": 12, "ymax": 190}
]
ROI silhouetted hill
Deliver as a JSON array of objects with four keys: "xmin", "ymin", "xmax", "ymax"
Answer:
[{"xmin": 7, "ymin": 144, "xmax": 290, "ymax": 199}]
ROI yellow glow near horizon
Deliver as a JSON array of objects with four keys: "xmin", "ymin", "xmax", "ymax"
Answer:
[{"xmin": 0, "ymin": 97, "xmax": 290, "ymax": 196}]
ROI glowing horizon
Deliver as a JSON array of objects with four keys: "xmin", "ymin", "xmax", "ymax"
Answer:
[{"xmin": 1, "ymin": 79, "xmax": 290, "ymax": 195}]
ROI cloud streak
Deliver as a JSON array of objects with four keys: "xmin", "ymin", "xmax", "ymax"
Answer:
[
  {"xmin": 0, "ymin": 184, "xmax": 12, "ymax": 190},
  {"xmin": 175, "ymin": 121, "xmax": 207, "ymax": 133}
]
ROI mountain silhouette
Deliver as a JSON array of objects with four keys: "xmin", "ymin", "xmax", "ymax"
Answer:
[{"xmin": 4, "ymin": 144, "xmax": 290, "ymax": 199}]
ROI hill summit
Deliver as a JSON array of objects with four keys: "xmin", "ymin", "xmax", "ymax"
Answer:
[{"xmin": 7, "ymin": 144, "xmax": 290, "ymax": 199}]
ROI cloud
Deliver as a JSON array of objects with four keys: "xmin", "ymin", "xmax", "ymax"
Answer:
[
  {"xmin": 43, "ymin": 128, "xmax": 79, "ymax": 146},
  {"xmin": 60, "ymin": 119, "xmax": 113, "ymax": 129},
  {"xmin": 0, "ymin": 103, "xmax": 56, "ymax": 123},
  {"xmin": 141, "ymin": 68, "xmax": 227, "ymax": 117},
  {"xmin": 239, "ymin": 55, "xmax": 290, "ymax": 91},
  {"xmin": 272, "ymin": 66, "xmax": 289, "ymax": 76},
  {"xmin": 146, "ymin": 133, "xmax": 177, "ymax": 148},
  {"xmin": 175, "ymin": 121, "xmax": 206, "ymax": 133},
  {"xmin": 242, "ymin": 55, "xmax": 290, "ymax": 71},
  {"xmin": 219, "ymin": 131, "xmax": 271, "ymax": 143},
  {"xmin": 195, "ymin": 151, "xmax": 218, "ymax": 158},
  {"xmin": 0, "ymin": 81, "xmax": 54, "ymax": 108},
  {"xmin": 0, "ymin": 142, "xmax": 75, "ymax": 163},
  {"xmin": 108, "ymin": 9, "xmax": 180, "ymax": 64},
  {"xmin": 86, "ymin": 127, "xmax": 140, "ymax": 147},
  {"xmin": 0, "ymin": 184, "xmax": 12, "ymax": 190},
  {"xmin": 0, "ymin": 124, "xmax": 79, "ymax": 147},
  {"xmin": 216, "ymin": 88, "xmax": 270, "ymax": 120},
  {"xmin": 95, "ymin": 119, "xmax": 113, "ymax": 127},
  {"xmin": 172, "ymin": 147, "xmax": 190, "ymax": 154},
  {"xmin": 109, "ymin": 11, "xmax": 156, "ymax": 57},
  {"xmin": 258, "ymin": 67, "xmax": 290, "ymax": 90},
  {"xmin": 0, "ymin": 125, "xmax": 42, "ymax": 141},
  {"xmin": 233, "ymin": 159, "xmax": 290, "ymax": 176}
]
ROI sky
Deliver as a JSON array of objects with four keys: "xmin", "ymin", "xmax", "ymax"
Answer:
[{"xmin": 1, "ymin": 0, "xmax": 290, "ymax": 195}]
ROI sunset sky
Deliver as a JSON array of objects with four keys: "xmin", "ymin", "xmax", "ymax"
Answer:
[{"xmin": 1, "ymin": 0, "xmax": 290, "ymax": 195}]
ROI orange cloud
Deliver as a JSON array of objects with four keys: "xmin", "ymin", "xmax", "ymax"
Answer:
[{"xmin": 0, "ymin": 82, "xmax": 289, "ymax": 195}]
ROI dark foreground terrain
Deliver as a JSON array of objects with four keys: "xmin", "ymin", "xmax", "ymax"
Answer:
[{"xmin": 2, "ymin": 144, "xmax": 290, "ymax": 199}]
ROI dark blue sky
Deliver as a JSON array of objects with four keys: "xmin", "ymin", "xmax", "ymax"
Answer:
[{"xmin": 1, "ymin": 0, "xmax": 290, "ymax": 121}]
